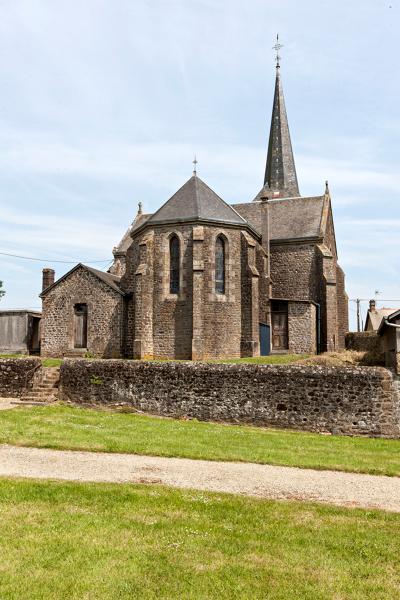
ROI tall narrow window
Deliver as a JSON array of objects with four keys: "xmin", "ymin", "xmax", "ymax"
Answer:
[
  {"xmin": 169, "ymin": 235, "xmax": 180, "ymax": 294},
  {"xmin": 215, "ymin": 236, "xmax": 225, "ymax": 294}
]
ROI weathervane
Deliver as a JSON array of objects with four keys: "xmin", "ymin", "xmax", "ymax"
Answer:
[
  {"xmin": 192, "ymin": 155, "xmax": 198, "ymax": 176},
  {"xmin": 273, "ymin": 34, "xmax": 283, "ymax": 68}
]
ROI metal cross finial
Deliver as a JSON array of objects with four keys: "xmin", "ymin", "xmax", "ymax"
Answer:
[
  {"xmin": 192, "ymin": 155, "xmax": 198, "ymax": 176},
  {"xmin": 273, "ymin": 34, "xmax": 283, "ymax": 68}
]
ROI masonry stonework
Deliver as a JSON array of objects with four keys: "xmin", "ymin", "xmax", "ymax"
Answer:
[
  {"xmin": 0, "ymin": 358, "xmax": 41, "ymax": 397},
  {"xmin": 41, "ymin": 267, "xmax": 124, "ymax": 358},
  {"xmin": 59, "ymin": 360, "xmax": 400, "ymax": 438}
]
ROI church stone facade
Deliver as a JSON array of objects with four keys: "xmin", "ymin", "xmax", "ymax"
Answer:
[{"xmin": 40, "ymin": 62, "xmax": 348, "ymax": 359}]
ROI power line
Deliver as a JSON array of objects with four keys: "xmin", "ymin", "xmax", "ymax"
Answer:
[
  {"xmin": 350, "ymin": 299, "xmax": 400, "ymax": 302},
  {"xmin": 0, "ymin": 251, "xmax": 111, "ymax": 264}
]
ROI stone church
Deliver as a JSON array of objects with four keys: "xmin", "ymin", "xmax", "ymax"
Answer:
[{"xmin": 40, "ymin": 60, "xmax": 348, "ymax": 359}]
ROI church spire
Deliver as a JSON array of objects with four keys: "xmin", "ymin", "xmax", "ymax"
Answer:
[{"xmin": 263, "ymin": 37, "xmax": 300, "ymax": 198}]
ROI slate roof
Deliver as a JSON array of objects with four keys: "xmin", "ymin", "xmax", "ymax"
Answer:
[
  {"xmin": 263, "ymin": 66, "xmax": 300, "ymax": 198},
  {"xmin": 114, "ymin": 213, "xmax": 151, "ymax": 254},
  {"xmin": 147, "ymin": 176, "xmax": 247, "ymax": 227},
  {"xmin": 233, "ymin": 195, "xmax": 326, "ymax": 241},
  {"xmin": 40, "ymin": 264, "xmax": 124, "ymax": 297}
]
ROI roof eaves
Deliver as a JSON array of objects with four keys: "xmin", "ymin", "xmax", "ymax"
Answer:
[
  {"xmin": 131, "ymin": 216, "xmax": 261, "ymax": 241},
  {"xmin": 270, "ymin": 235, "xmax": 324, "ymax": 245},
  {"xmin": 40, "ymin": 263, "xmax": 125, "ymax": 298}
]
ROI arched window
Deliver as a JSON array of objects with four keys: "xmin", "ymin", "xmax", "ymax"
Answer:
[
  {"xmin": 215, "ymin": 236, "xmax": 226, "ymax": 295},
  {"xmin": 169, "ymin": 235, "xmax": 180, "ymax": 294}
]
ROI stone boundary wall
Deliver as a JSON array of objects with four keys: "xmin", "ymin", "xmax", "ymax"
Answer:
[
  {"xmin": 346, "ymin": 331, "xmax": 383, "ymax": 353},
  {"xmin": 59, "ymin": 360, "xmax": 400, "ymax": 438},
  {"xmin": 0, "ymin": 358, "xmax": 41, "ymax": 397}
]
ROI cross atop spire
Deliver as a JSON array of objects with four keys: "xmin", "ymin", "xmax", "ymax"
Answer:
[
  {"xmin": 192, "ymin": 155, "xmax": 198, "ymax": 176},
  {"xmin": 273, "ymin": 34, "xmax": 283, "ymax": 68}
]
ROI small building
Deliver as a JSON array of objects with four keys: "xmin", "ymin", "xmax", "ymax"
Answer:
[
  {"xmin": 364, "ymin": 300, "xmax": 397, "ymax": 331},
  {"xmin": 0, "ymin": 310, "xmax": 41, "ymax": 354},
  {"xmin": 378, "ymin": 309, "xmax": 400, "ymax": 373}
]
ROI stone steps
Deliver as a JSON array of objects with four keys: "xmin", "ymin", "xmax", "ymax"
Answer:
[{"xmin": 20, "ymin": 367, "xmax": 60, "ymax": 404}]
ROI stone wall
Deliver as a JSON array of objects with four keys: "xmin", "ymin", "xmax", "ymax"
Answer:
[
  {"xmin": 0, "ymin": 358, "xmax": 41, "ymax": 397},
  {"xmin": 270, "ymin": 243, "xmax": 317, "ymax": 301},
  {"xmin": 59, "ymin": 360, "xmax": 400, "ymax": 438},
  {"xmin": 122, "ymin": 223, "xmax": 262, "ymax": 360},
  {"xmin": 345, "ymin": 331, "xmax": 384, "ymax": 357},
  {"xmin": 288, "ymin": 301, "xmax": 316, "ymax": 354}
]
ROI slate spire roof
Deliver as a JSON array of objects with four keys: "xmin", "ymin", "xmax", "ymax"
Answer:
[
  {"xmin": 257, "ymin": 62, "xmax": 300, "ymax": 200},
  {"xmin": 147, "ymin": 175, "xmax": 247, "ymax": 226}
]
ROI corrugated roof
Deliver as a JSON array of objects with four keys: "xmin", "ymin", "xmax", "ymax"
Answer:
[
  {"xmin": 233, "ymin": 195, "xmax": 325, "ymax": 241},
  {"xmin": 147, "ymin": 176, "xmax": 247, "ymax": 226}
]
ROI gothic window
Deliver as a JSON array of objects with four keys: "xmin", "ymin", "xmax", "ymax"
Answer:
[
  {"xmin": 215, "ymin": 236, "xmax": 226, "ymax": 295},
  {"xmin": 169, "ymin": 235, "xmax": 180, "ymax": 294}
]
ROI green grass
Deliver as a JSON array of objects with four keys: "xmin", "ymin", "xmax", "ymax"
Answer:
[
  {"xmin": 0, "ymin": 354, "xmax": 308, "ymax": 366},
  {"xmin": 0, "ymin": 354, "xmax": 62, "ymax": 367},
  {"xmin": 0, "ymin": 478, "xmax": 398, "ymax": 599},
  {"xmin": 208, "ymin": 353, "xmax": 309, "ymax": 364},
  {"xmin": 1, "ymin": 404, "xmax": 399, "ymax": 476},
  {"xmin": 41, "ymin": 357, "xmax": 63, "ymax": 367}
]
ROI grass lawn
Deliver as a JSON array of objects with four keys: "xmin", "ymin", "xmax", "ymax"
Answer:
[
  {"xmin": 0, "ymin": 478, "xmax": 399, "ymax": 600},
  {"xmin": 1, "ymin": 404, "xmax": 399, "ymax": 476},
  {"xmin": 0, "ymin": 354, "xmax": 62, "ymax": 367},
  {"xmin": 209, "ymin": 353, "xmax": 309, "ymax": 364},
  {"xmin": 0, "ymin": 353, "xmax": 308, "ymax": 367}
]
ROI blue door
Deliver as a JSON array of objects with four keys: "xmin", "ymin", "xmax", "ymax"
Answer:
[{"xmin": 259, "ymin": 323, "xmax": 270, "ymax": 356}]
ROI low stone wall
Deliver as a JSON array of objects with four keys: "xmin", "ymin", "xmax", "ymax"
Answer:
[
  {"xmin": 0, "ymin": 358, "xmax": 41, "ymax": 397},
  {"xmin": 59, "ymin": 360, "xmax": 400, "ymax": 438}
]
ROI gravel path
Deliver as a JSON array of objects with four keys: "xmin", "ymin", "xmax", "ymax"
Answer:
[
  {"xmin": 0, "ymin": 398, "xmax": 19, "ymax": 410},
  {"xmin": 1, "ymin": 444, "xmax": 400, "ymax": 512}
]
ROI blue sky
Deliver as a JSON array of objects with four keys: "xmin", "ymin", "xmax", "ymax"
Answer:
[{"xmin": 0, "ymin": 0, "xmax": 399, "ymax": 329}]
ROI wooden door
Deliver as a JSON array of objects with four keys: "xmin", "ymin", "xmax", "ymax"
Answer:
[
  {"xmin": 272, "ymin": 311, "xmax": 288, "ymax": 350},
  {"xmin": 74, "ymin": 304, "xmax": 88, "ymax": 348}
]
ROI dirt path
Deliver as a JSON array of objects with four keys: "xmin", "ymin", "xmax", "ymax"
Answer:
[
  {"xmin": 1, "ymin": 445, "xmax": 400, "ymax": 512},
  {"xmin": 0, "ymin": 398, "xmax": 20, "ymax": 410}
]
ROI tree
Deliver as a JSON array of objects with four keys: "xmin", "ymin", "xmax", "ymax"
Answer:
[{"xmin": 0, "ymin": 280, "xmax": 5, "ymax": 301}]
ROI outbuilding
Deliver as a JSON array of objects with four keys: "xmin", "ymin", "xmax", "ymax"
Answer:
[
  {"xmin": 378, "ymin": 309, "xmax": 400, "ymax": 373},
  {"xmin": 0, "ymin": 310, "xmax": 41, "ymax": 354}
]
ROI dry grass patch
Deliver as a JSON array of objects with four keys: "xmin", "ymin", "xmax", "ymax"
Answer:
[{"xmin": 299, "ymin": 350, "xmax": 385, "ymax": 367}]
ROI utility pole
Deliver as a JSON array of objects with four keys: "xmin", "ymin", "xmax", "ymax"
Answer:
[{"xmin": 356, "ymin": 299, "xmax": 361, "ymax": 332}]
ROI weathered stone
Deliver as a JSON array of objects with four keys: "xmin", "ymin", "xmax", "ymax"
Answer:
[
  {"xmin": 59, "ymin": 360, "xmax": 400, "ymax": 439},
  {"xmin": 0, "ymin": 358, "xmax": 41, "ymax": 397}
]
